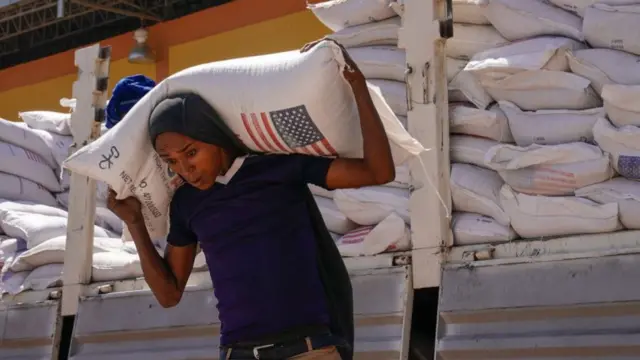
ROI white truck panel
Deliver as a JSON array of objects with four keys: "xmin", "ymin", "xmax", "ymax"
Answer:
[
  {"xmin": 68, "ymin": 267, "xmax": 412, "ymax": 360},
  {"xmin": 0, "ymin": 298, "xmax": 59, "ymax": 359},
  {"xmin": 437, "ymin": 253, "xmax": 640, "ymax": 359}
]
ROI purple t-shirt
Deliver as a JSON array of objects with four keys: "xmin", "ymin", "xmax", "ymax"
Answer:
[{"xmin": 167, "ymin": 154, "xmax": 334, "ymax": 345}]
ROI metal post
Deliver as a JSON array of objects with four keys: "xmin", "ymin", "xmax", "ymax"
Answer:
[
  {"xmin": 61, "ymin": 44, "xmax": 111, "ymax": 317},
  {"xmin": 57, "ymin": 0, "xmax": 64, "ymax": 18},
  {"xmin": 399, "ymin": 0, "xmax": 452, "ymax": 289}
]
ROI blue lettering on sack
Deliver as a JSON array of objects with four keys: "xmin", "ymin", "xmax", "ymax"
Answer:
[{"xmin": 618, "ymin": 155, "xmax": 640, "ymax": 180}]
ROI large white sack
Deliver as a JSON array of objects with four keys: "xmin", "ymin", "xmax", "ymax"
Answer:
[
  {"xmin": 447, "ymin": 58, "xmax": 468, "ymax": 82},
  {"xmin": 486, "ymin": 142, "xmax": 614, "ymax": 195},
  {"xmin": 0, "ymin": 210, "xmax": 113, "ymax": 249},
  {"xmin": 19, "ymin": 111, "xmax": 71, "ymax": 136},
  {"xmin": 314, "ymin": 196, "xmax": 358, "ymax": 234},
  {"xmin": 335, "ymin": 213, "xmax": 410, "ymax": 257},
  {"xmin": 312, "ymin": 168, "xmax": 414, "ymax": 195},
  {"xmin": 368, "ymin": 79, "xmax": 407, "ymax": 116},
  {"xmin": 583, "ymin": 4, "xmax": 640, "ymax": 56},
  {"xmin": 55, "ymin": 191, "xmax": 122, "ymax": 233},
  {"xmin": 348, "ymin": 46, "xmax": 405, "ymax": 81},
  {"xmin": 308, "ymin": 0, "xmax": 397, "ymax": 31},
  {"xmin": 327, "ymin": 17, "xmax": 400, "ymax": 47},
  {"xmin": 0, "ymin": 119, "xmax": 57, "ymax": 169},
  {"xmin": 567, "ymin": 49, "xmax": 640, "ymax": 94},
  {"xmin": 0, "ymin": 238, "xmax": 27, "ymax": 262},
  {"xmin": 450, "ymin": 163, "xmax": 509, "ymax": 225},
  {"xmin": 450, "ymin": 135, "xmax": 499, "ymax": 169},
  {"xmin": 0, "ymin": 270, "xmax": 29, "ymax": 295},
  {"xmin": 447, "ymin": 24, "xmax": 509, "ymax": 60},
  {"xmin": 0, "ymin": 173, "xmax": 58, "ymax": 207},
  {"xmin": 21, "ymin": 264, "xmax": 63, "ymax": 291},
  {"xmin": 593, "ymin": 117, "xmax": 640, "ymax": 179},
  {"xmin": 450, "ymin": 103, "xmax": 513, "ymax": 142},
  {"xmin": 452, "ymin": 212, "xmax": 517, "ymax": 246},
  {"xmin": 500, "ymin": 184, "xmax": 621, "ymax": 238},
  {"xmin": 466, "ymin": 36, "xmax": 587, "ymax": 79},
  {"xmin": 30, "ymin": 130, "xmax": 73, "ymax": 170},
  {"xmin": 64, "ymin": 42, "xmax": 422, "ymax": 241},
  {"xmin": 576, "ymin": 177, "xmax": 640, "ymax": 229},
  {"xmin": 334, "ymin": 186, "xmax": 410, "ymax": 225},
  {"xmin": 0, "ymin": 141, "xmax": 60, "ymax": 191},
  {"xmin": 309, "ymin": 185, "xmax": 335, "ymax": 199},
  {"xmin": 10, "ymin": 236, "xmax": 125, "ymax": 272},
  {"xmin": 0, "ymin": 200, "xmax": 67, "ymax": 218},
  {"xmin": 451, "ymin": 0, "xmax": 490, "ymax": 24},
  {"xmin": 601, "ymin": 85, "xmax": 640, "ymax": 127},
  {"xmin": 486, "ymin": 0, "xmax": 583, "ymax": 42},
  {"xmin": 499, "ymin": 101, "xmax": 604, "ymax": 146},
  {"xmin": 480, "ymin": 70, "xmax": 602, "ymax": 111},
  {"xmin": 92, "ymin": 251, "xmax": 144, "ymax": 282},
  {"xmin": 550, "ymin": 0, "xmax": 640, "ymax": 17},
  {"xmin": 448, "ymin": 69, "xmax": 494, "ymax": 109}
]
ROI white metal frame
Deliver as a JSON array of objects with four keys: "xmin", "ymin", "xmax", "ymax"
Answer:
[
  {"xmin": 399, "ymin": 0, "xmax": 452, "ymax": 289},
  {"xmin": 61, "ymin": 43, "xmax": 111, "ymax": 317}
]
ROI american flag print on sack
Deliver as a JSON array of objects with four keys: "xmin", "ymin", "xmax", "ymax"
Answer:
[{"xmin": 240, "ymin": 105, "xmax": 337, "ymax": 156}]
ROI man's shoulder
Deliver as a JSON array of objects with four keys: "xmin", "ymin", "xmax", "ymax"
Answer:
[{"xmin": 236, "ymin": 154, "xmax": 299, "ymax": 174}]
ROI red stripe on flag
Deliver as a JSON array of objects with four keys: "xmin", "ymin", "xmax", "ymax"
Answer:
[
  {"xmin": 310, "ymin": 143, "xmax": 327, "ymax": 156},
  {"xmin": 321, "ymin": 138, "xmax": 337, "ymax": 156},
  {"xmin": 298, "ymin": 147, "xmax": 312, "ymax": 155},
  {"xmin": 251, "ymin": 113, "xmax": 277, "ymax": 152},
  {"xmin": 260, "ymin": 113, "xmax": 289, "ymax": 152},
  {"xmin": 241, "ymin": 113, "xmax": 267, "ymax": 152},
  {"xmin": 341, "ymin": 226, "xmax": 374, "ymax": 241}
]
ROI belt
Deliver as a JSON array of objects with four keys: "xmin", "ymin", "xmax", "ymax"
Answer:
[{"xmin": 220, "ymin": 333, "xmax": 343, "ymax": 360}]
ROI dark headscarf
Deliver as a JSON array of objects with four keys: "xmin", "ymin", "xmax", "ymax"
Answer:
[
  {"xmin": 148, "ymin": 92, "xmax": 354, "ymax": 359},
  {"xmin": 148, "ymin": 93, "xmax": 247, "ymax": 153}
]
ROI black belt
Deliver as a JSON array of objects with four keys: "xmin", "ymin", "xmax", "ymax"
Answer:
[{"xmin": 220, "ymin": 333, "xmax": 343, "ymax": 360}]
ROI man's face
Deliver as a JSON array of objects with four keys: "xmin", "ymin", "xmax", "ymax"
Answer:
[{"xmin": 155, "ymin": 132, "xmax": 222, "ymax": 190}]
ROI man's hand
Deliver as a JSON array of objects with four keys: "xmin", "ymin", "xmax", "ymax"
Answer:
[
  {"xmin": 301, "ymin": 38, "xmax": 366, "ymax": 86},
  {"xmin": 107, "ymin": 189, "xmax": 143, "ymax": 225}
]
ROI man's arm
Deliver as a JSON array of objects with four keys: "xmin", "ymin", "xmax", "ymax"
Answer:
[
  {"xmin": 108, "ymin": 190, "xmax": 196, "ymax": 308},
  {"xmin": 127, "ymin": 221, "xmax": 197, "ymax": 308},
  {"xmin": 325, "ymin": 64, "xmax": 395, "ymax": 189}
]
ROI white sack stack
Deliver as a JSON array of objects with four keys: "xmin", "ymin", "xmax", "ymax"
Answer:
[
  {"xmin": 306, "ymin": 0, "xmax": 417, "ymax": 256},
  {"xmin": 449, "ymin": 0, "xmax": 640, "ymax": 242},
  {"xmin": 0, "ymin": 108, "xmax": 139, "ymax": 296}
]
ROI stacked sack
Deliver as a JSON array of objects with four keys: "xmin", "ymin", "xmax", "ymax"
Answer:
[
  {"xmin": 445, "ymin": 0, "xmax": 517, "ymax": 245},
  {"xmin": 571, "ymin": 2, "xmax": 640, "ymax": 231},
  {"xmin": 307, "ymin": 0, "xmax": 412, "ymax": 257},
  {"xmin": 0, "ymin": 107, "xmax": 145, "ymax": 296},
  {"xmin": 452, "ymin": 0, "xmax": 640, "ymax": 244}
]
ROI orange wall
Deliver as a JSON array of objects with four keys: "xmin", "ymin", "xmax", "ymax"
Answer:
[{"xmin": 0, "ymin": 0, "xmax": 330, "ymax": 120}]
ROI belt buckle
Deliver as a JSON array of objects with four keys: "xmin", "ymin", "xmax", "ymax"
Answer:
[{"xmin": 252, "ymin": 343, "xmax": 274, "ymax": 359}]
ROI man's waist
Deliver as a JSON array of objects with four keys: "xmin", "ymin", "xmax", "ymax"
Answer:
[{"xmin": 228, "ymin": 324, "xmax": 330, "ymax": 348}]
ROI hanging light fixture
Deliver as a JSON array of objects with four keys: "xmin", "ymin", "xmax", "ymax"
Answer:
[{"xmin": 128, "ymin": 28, "xmax": 155, "ymax": 64}]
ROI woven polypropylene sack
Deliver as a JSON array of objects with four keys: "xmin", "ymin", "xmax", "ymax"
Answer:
[
  {"xmin": 583, "ymin": 4, "xmax": 640, "ymax": 56},
  {"xmin": 486, "ymin": 0, "xmax": 583, "ymax": 41},
  {"xmin": 64, "ymin": 42, "xmax": 422, "ymax": 241},
  {"xmin": 308, "ymin": 0, "xmax": 397, "ymax": 31}
]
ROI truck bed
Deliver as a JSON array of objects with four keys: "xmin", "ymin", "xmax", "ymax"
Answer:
[
  {"xmin": 0, "ymin": 253, "xmax": 413, "ymax": 360},
  {"xmin": 436, "ymin": 230, "xmax": 640, "ymax": 359}
]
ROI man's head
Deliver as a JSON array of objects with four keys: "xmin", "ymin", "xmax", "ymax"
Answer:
[
  {"xmin": 148, "ymin": 93, "xmax": 245, "ymax": 190},
  {"xmin": 154, "ymin": 132, "xmax": 225, "ymax": 190}
]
